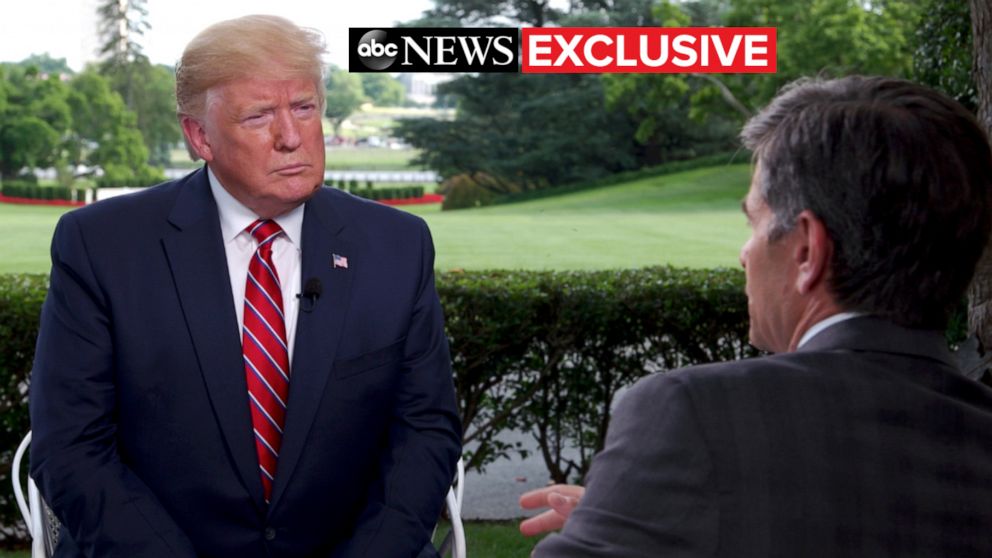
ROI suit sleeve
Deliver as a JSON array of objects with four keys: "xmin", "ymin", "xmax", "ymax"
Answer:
[
  {"xmin": 332, "ymin": 220, "xmax": 462, "ymax": 558},
  {"xmin": 534, "ymin": 373, "xmax": 718, "ymax": 558},
  {"xmin": 29, "ymin": 213, "xmax": 197, "ymax": 558}
]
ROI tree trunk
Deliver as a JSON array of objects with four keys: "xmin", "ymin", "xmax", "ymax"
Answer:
[{"xmin": 967, "ymin": 0, "xmax": 992, "ymax": 348}]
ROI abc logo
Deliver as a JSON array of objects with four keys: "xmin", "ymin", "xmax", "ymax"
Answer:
[{"xmin": 357, "ymin": 30, "xmax": 396, "ymax": 70}]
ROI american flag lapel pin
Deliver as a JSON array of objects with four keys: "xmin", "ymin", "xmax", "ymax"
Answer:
[{"xmin": 332, "ymin": 253, "xmax": 349, "ymax": 269}]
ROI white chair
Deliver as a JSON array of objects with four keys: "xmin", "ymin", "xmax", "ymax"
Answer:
[
  {"xmin": 13, "ymin": 432, "xmax": 55, "ymax": 557},
  {"xmin": 14, "ymin": 431, "xmax": 466, "ymax": 558},
  {"xmin": 438, "ymin": 457, "xmax": 467, "ymax": 558}
]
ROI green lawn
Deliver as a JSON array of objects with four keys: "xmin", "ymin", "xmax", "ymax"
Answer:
[
  {"xmin": 0, "ymin": 163, "xmax": 751, "ymax": 274},
  {"xmin": 169, "ymin": 145, "xmax": 421, "ymax": 171},
  {"xmin": 324, "ymin": 146, "xmax": 421, "ymax": 170},
  {"xmin": 411, "ymin": 163, "xmax": 751, "ymax": 271},
  {"xmin": 433, "ymin": 520, "xmax": 542, "ymax": 557},
  {"xmin": 0, "ymin": 203, "xmax": 67, "ymax": 274},
  {"xmin": 0, "ymin": 520, "xmax": 538, "ymax": 558}
]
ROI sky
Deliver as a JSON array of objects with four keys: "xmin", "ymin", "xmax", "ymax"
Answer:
[{"xmin": 0, "ymin": 0, "xmax": 436, "ymax": 72}]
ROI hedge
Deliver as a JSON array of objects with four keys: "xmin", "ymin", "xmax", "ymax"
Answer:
[
  {"xmin": 334, "ymin": 184, "xmax": 426, "ymax": 201},
  {"xmin": 0, "ymin": 268, "xmax": 972, "ymax": 542},
  {"xmin": 0, "ymin": 274, "xmax": 47, "ymax": 544},
  {"xmin": 438, "ymin": 267, "xmax": 757, "ymax": 482},
  {"xmin": 0, "ymin": 182, "xmax": 74, "ymax": 201}
]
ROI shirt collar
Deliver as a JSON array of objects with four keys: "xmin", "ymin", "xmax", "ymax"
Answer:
[
  {"xmin": 207, "ymin": 166, "xmax": 304, "ymax": 247},
  {"xmin": 797, "ymin": 311, "xmax": 864, "ymax": 349}
]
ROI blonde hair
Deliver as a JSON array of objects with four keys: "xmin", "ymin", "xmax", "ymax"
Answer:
[{"xmin": 176, "ymin": 14, "xmax": 326, "ymax": 119}]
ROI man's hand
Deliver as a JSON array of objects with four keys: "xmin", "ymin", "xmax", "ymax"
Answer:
[{"xmin": 518, "ymin": 484, "xmax": 585, "ymax": 536}]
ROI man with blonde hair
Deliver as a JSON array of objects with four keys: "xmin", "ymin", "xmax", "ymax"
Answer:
[{"xmin": 30, "ymin": 15, "xmax": 460, "ymax": 557}]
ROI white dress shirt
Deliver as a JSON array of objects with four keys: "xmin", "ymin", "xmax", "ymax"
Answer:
[
  {"xmin": 208, "ymin": 168, "xmax": 303, "ymax": 363},
  {"xmin": 797, "ymin": 312, "xmax": 863, "ymax": 349}
]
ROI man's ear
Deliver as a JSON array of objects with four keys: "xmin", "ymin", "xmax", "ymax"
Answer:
[
  {"xmin": 180, "ymin": 115, "xmax": 213, "ymax": 162},
  {"xmin": 793, "ymin": 209, "xmax": 833, "ymax": 295}
]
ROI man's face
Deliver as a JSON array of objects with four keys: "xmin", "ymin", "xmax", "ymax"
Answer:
[
  {"xmin": 188, "ymin": 77, "xmax": 325, "ymax": 218},
  {"xmin": 739, "ymin": 172, "xmax": 801, "ymax": 353}
]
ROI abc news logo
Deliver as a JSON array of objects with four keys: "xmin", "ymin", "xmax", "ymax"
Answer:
[{"xmin": 349, "ymin": 28, "xmax": 518, "ymax": 73}]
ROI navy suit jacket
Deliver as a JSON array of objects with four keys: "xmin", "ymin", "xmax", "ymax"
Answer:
[
  {"xmin": 29, "ymin": 168, "xmax": 461, "ymax": 557},
  {"xmin": 535, "ymin": 316, "xmax": 992, "ymax": 557}
]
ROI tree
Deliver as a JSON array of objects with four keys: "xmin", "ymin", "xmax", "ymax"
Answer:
[
  {"xmin": 0, "ymin": 66, "xmax": 72, "ymax": 180},
  {"xmin": 103, "ymin": 59, "xmax": 181, "ymax": 165},
  {"xmin": 965, "ymin": 0, "xmax": 992, "ymax": 362},
  {"xmin": 600, "ymin": 1, "xmax": 739, "ymax": 164},
  {"xmin": 912, "ymin": 0, "xmax": 976, "ymax": 111},
  {"xmin": 424, "ymin": 0, "xmax": 561, "ymax": 26},
  {"xmin": 396, "ymin": 73, "xmax": 641, "ymax": 195},
  {"xmin": 360, "ymin": 73, "xmax": 406, "ymax": 107},
  {"xmin": 18, "ymin": 54, "xmax": 73, "ymax": 77},
  {"xmin": 324, "ymin": 68, "xmax": 365, "ymax": 136},
  {"xmin": 67, "ymin": 70, "xmax": 155, "ymax": 179},
  {"xmin": 96, "ymin": 0, "xmax": 178, "ymax": 167},
  {"xmin": 688, "ymin": 0, "xmax": 921, "ymax": 119},
  {"xmin": 97, "ymin": 0, "xmax": 150, "ymax": 67},
  {"xmin": 420, "ymin": 0, "xmax": 657, "ymax": 26}
]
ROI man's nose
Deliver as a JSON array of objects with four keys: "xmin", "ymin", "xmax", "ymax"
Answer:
[
  {"xmin": 273, "ymin": 110, "xmax": 302, "ymax": 151},
  {"xmin": 739, "ymin": 242, "xmax": 749, "ymax": 268}
]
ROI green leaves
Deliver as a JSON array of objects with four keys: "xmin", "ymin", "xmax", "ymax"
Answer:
[
  {"xmin": 324, "ymin": 67, "xmax": 365, "ymax": 136},
  {"xmin": 437, "ymin": 266, "xmax": 756, "ymax": 480}
]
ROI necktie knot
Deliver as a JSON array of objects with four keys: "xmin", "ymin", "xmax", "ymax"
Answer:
[{"xmin": 247, "ymin": 219, "xmax": 284, "ymax": 246}]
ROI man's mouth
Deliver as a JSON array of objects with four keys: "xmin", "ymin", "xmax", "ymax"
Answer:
[{"xmin": 273, "ymin": 163, "xmax": 309, "ymax": 175}]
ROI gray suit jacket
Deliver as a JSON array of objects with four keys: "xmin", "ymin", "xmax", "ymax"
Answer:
[{"xmin": 534, "ymin": 316, "xmax": 992, "ymax": 557}]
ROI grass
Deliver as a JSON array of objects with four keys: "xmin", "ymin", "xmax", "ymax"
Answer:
[
  {"xmin": 0, "ymin": 520, "xmax": 537, "ymax": 557},
  {"xmin": 324, "ymin": 146, "xmax": 421, "ymax": 170},
  {"xmin": 433, "ymin": 520, "xmax": 542, "ymax": 557},
  {"xmin": 0, "ymin": 163, "xmax": 751, "ymax": 274},
  {"xmin": 411, "ymin": 163, "xmax": 751, "ymax": 271},
  {"xmin": 168, "ymin": 146, "xmax": 422, "ymax": 171},
  {"xmin": 0, "ymin": 203, "xmax": 68, "ymax": 274}
]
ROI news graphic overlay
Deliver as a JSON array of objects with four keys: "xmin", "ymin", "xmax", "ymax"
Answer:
[
  {"xmin": 521, "ymin": 27, "xmax": 776, "ymax": 73},
  {"xmin": 350, "ymin": 28, "xmax": 519, "ymax": 73}
]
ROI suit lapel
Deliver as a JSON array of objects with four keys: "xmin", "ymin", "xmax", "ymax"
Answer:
[
  {"xmin": 161, "ymin": 168, "xmax": 267, "ymax": 511},
  {"xmin": 269, "ymin": 191, "xmax": 355, "ymax": 511}
]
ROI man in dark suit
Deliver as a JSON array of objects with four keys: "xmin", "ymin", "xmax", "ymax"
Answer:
[
  {"xmin": 521, "ymin": 76, "xmax": 992, "ymax": 556},
  {"xmin": 29, "ymin": 15, "xmax": 460, "ymax": 557}
]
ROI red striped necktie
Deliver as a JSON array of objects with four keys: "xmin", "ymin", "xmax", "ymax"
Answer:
[{"xmin": 242, "ymin": 219, "xmax": 290, "ymax": 503}]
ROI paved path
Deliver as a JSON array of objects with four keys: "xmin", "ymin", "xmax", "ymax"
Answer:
[{"xmin": 461, "ymin": 430, "xmax": 579, "ymax": 520}]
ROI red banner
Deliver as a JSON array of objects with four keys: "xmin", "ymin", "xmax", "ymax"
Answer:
[{"xmin": 521, "ymin": 27, "xmax": 776, "ymax": 74}]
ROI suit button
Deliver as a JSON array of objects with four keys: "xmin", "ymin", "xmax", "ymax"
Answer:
[{"xmin": 264, "ymin": 527, "xmax": 276, "ymax": 541}]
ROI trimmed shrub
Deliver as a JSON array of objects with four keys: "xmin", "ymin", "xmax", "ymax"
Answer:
[
  {"xmin": 0, "ymin": 274, "xmax": 47, "ymax": 543},
  {"xmin": 440, "ymin": 174, "xmax": 500, "ymax": 210},
  {"xmin": 439, "ymin": 267, "xmax": 757, "ymax": 480},
  {"xmin": 0, "ymin": 268, "xmax": 972, "ymax": 536},
  {"xmin": 95, "ymin": 167, "xmax": 167, "ymax": 189},
  {"xmin": 1, "ymin": 181, "xmax": 73, "ymax": 201}
]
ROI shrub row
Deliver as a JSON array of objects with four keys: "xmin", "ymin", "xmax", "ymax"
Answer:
[
  {"xmin": 0, "ymin": 268, "xmax": 971, "ymax": 540},
  {"xmin": 438, "ymin": 267, "xmax": 758, "ymax": 482},
  {"xmin": 0, "ymin": 274, "xmax": 47, "ymax": 543},
  {"xmin": 94, "ymin": 170, "xmax": 166, "ymax": 189},
  {"xmin": 0, "ymin": 182, "xmax": 74, "ymax": 201},
  {"xmin": 334, "ymin": 184, "xmax": 426, "ymax": 201}
]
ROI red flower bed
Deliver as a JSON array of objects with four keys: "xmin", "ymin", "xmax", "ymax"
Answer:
[
  {"xmin": 378, "ymin": 194, "xmax": 444, "ymax": 206},
  {"xmin": 0, "ymin": 195, "xmax": 84, "ymax": 207}
]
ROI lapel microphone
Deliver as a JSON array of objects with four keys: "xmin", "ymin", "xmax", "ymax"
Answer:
[{"xmin": 298, "ymin": 278, "xmax": 322, "ymax": 313}]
